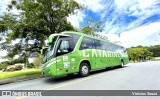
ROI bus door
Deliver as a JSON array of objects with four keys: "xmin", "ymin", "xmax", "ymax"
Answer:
[{"xmin": 56, "ymin": 37, "xmax": 72, "ymax": 76}]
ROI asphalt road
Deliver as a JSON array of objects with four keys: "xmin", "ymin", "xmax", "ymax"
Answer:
[{"xmin": 0, "ymin": 61, "xmax": 160, "ymax": 99}]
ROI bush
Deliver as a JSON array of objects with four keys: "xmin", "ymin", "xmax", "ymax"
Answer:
[
  {"xmin": 15, "ymin": 65, "xmax": 23, "ymax": 70},
  {"xmin": 33, "ymin": 54, "xmax": 43, "ymax": 68},
  {"xmin": 11, "ymin": 58, "xmax": 25, "ymax": 64},
  {"xmin": 27, "ymin": 63, "xmax": 35, "ymax": 68},
  {"xmin": 0, "ymin": 58, "xmax": 26, "ymax": 70},
  {"xmin": 0, "ymin": 63, "xmax": 8, "ymax": 70}
]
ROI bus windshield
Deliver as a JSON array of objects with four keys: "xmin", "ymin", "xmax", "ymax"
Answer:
[{"xmin": 43, "ymin": 36, "xmax": 58, "ymax": 63}]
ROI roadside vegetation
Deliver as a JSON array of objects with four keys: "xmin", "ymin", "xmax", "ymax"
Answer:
[
  {"xmin": 0, "ymin": 55, "xmax": 43, "ymax": 70},
  {"xmin": 0, "ymin": 58, "xmax": 25, "ymax": 70},
  {"xmin": 127, "ymin": 45, "xmax": 160, "ymax": 62},
  {"xmin": 0, "ymin": 69, "xmax": 42, "ymax": 80}
]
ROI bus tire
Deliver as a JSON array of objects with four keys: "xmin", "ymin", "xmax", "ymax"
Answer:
[
  {"xmin": 79, "ymin": 63, "xmax": 90, "ymax": 77},
  {"xmin": 120, "ymin": 60, "xmax": 124, "ymax": 68}
]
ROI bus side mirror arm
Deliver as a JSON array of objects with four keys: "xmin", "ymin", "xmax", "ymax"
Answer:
[{"xmin": 41, "ymin": 47, "xmax": 48, "ymax": 55}]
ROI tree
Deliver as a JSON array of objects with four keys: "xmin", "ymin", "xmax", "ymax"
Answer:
[
  {"xmin": 7, "ymin": 0, "xmax": 81, "ymax": 41},
  {"xmin": 80, "ymin": 17, "xmax": 103, "ymax": 35},
  {"xmin": 0, "ymin": 13, "xmax": 17, "ymax": 34},
  {"xmin": 148, "ymin": 45, "xmax": 160, "ymax": 57},
  {"xmin": 127, "ymin": 46, "xmax": 153, "ymax": 62},
  {"xmin": 0, "ymin": 0, "xmax": 81, "ymax": 60}
]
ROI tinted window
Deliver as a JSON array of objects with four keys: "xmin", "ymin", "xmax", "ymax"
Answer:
[
  {"xmin": 100, "ymin": 41, "xmax": 106, "ymax": 50},
  {"xmin": 112, "ymin": 44, "xmax": 118, "ymax": 52},
  {"xmin": 94, "ymin": 40, "xmax": 106, "ymax": 50},
  {"xmin": 94, "ymin": 40, "xmax": 101, "ymax": 49},
  {"xmin": 122, "ymin": 47, "xmax": 127, "ymax": 53},
  {"xmin": 112, "ymin": 46, "xmax": 125, "ymax": 53},
  {"xmin": 64, "ymin": 33, "xmax": 80, "ymax": 51},
  {"xmin": 80, "ymin": 37, "xmax": 95, "ymax": 50},
  {"xmin": 93, "ymin": 40, "xmax": 113, "ymax": 51},
  {"xmin": 72, "ymin": 34, "xmax": 81, "ymax": 48},
  {"xmin": 104, "ymin": 42, "xmax": 112, "ymax": 51}
]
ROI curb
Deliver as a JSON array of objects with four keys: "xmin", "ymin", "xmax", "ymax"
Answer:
[{"xmin": 0, "ymin": 74, "xmax": 44, "ymax": 85}]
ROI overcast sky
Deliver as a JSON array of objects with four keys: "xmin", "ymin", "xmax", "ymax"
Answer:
[{"xmin": 0, "ymin": 0, "xmax": 160, "ymax": 48}]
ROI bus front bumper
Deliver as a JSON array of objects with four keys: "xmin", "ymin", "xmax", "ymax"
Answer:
[{"xmin": 42, "ymin": 66, "xmax": 56, "ymax": 77}]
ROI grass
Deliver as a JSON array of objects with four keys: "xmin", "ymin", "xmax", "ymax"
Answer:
[
  {"xmin": 151, "ymin": 59, "xmax": 160, "ymax": 61},
  {"xmin": 0, "ymin": 69, "xmax": 42, "ymax": 80}
]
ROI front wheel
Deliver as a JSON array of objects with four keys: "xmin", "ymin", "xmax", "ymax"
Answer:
[{"xmin": 79, "ymin": 63, "xmax": 90, "ymax": 77}]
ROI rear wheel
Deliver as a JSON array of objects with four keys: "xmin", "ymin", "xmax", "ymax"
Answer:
[
  {"xmin": 120, "ymin": 60, "xmax": 124, "ymax": 68},
  {"xmin": 79, "ymin": 63, "xmax": 90, "ymax": 77}
]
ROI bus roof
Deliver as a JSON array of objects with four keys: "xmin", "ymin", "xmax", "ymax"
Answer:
[{"xmin": 48, "ymin": 34, "xmax": 71, "ymax": 43}]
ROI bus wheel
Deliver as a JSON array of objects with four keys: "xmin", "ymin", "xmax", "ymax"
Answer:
[
  {"xmin": 120, "ymin": 60, "xmax": 124, "ymax": 68},
  {"xmin": 79, "ymin": 63, "xmax": 90, "ymax": 77}
]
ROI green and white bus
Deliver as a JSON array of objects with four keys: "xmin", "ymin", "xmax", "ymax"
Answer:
[{"xmin": 42, "ymin": 31, "xmax": 129, "ymax": 77}]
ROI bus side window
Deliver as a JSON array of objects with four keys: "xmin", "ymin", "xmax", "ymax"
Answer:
[
  {"xmin": 105, "ymin": 42, "xmax": 112, "ymax": 51},
  {"xmin": 71, "ymin": 34, "xmax": 81, "ymax": 51},
  {"xmin": 80, "ymin": 37, "xmax": 94, "ymax": 50},
  {"xmin": 100, "ymin": 41, "xmax": 106, "ymax": 50},
  {"xmin": 111, "ymin": 44, "xmax": 118, "ymax": 52},
  {"xmin": 94, "ymin": 40, "xmax": 101, "ymax": 49},
  {"xmin": 123, "ymin": 48, "xmax": 127, "ymax": 53}
]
